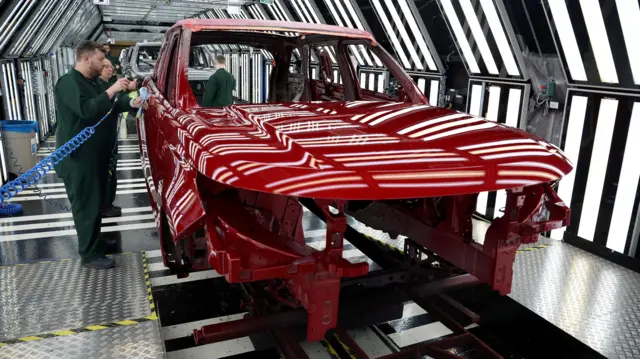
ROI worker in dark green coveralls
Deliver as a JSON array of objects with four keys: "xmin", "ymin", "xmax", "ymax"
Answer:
[
  {"xmin": 102, "ymin": 44, "xmax": 121, "ymax": 82},
  {"xmin": 98, "ymin": 58, "xmax": 137, "ymax": 218},
  {"xmin": 203, "ymin": 55, "xmax": 236, "ymax": 107},
  {"xmin": 54, "ymin": 41, "xmax": 142, "ymax": 269}
]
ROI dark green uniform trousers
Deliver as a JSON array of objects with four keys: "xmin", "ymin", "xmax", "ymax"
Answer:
[
  {"xmin": 60, "ymin": 159, "xmax": 108, "ymax": 263},
  {"xmin": 105, "ymin": 136, "xmax": 118, "ymax": 205}
]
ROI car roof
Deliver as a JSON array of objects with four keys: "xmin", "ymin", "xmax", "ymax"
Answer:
[{"xmin": 173, "ymin": 18, "xmax": 375, "ymax": 42}]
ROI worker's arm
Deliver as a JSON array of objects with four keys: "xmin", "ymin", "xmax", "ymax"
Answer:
[
  {"xmin": 55, "ymin": 76, "xmax": 113, "ymax": 124},
  {"xmin": 202, "ymin": 74, "xmax": 218, "ymax": 107}
]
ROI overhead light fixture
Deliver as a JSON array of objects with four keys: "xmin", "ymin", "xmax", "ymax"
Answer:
[
  {"xmin": 439, "ymin": 0, "xmax": 481, "ymax": 74},
  {"xmin": 291, "ymin": 0, "xmax": 311, "ymax": 22},
  {"xmin": 578, "ymin": 97, "xmax": 618, "ymax": 241},
  {"xmin": 397, "ymin": 0, "xmax": 437, "ymax": 71},
  {"xmin": 547, "ymin": 0, "xmax": 588, "ymax": 82},
  {"xmin": 303, "ymin": 0, "xmax": 321, "ymax": 23},
  {"xmin": 459, "ymin": 0, "xmax": 499, "ymax": 75},
  {"xmin": 485, "ymin": 86, "xmax": 501, "ymax": 122},
  {"xmin": 429, "ymin": 80, "xmax": 439, "ymax": 106},
  {"xmin": 383, "ymin": 0, "xmax": 424, "ymax": 70},
  {"xmin": 607, "ymin": 102, "xmax": 640, "ymax": 253},
  {"xmin": 579, "ymin": 0, "xmax": 618, "ymax": 83},
  {"xmin": 371, "ymin": 0, "xmax": 411, "ymax": 69},
  {"xmin": 478, "ymin": 0, "xmax": 520, "ymax": 76},
  {"xmin": 615, "ymin": 0, "xmax": 640, "ymax": 85}
]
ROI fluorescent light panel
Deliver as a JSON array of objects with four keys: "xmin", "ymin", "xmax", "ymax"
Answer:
[
  {"xmin": 398, "ymin": 0, "xmax": 437, "ymax": 71},
  {"xmin": 478, "ymin": 0, "xmax": 520, "ymax": 76},
  {"xmin": 371, "ymin": 0, "xmax": 412, "ymax": 69},
  {"xmin": 485, "ymin": 86, "xmax": 501, "ymax": 122},
  {"xmin": 547, "ymin": 0, "xmax": 588, "ymax": 82},
  {"xmin": 440, "ymin": 0, "xmax": 481, "ymax": 73},
  {"xmin": 430, "ymin": 80, "xmax": 439, "ymax": 106},
  {"xmin": 552, "ymin": 95, "xmax": 588, "ymax": 242},
  {"xmin": 469, "ymin": 84, "xmax": 483, "ymax": 116},
  {"xmin": 578, "ymin": 98, "xmax": 618, "ymax": 241},
  {"xmin": 459, "ymin": 0, "xmax": 499, "ymax": 74},
  {"xmin": 579, "ymin": 0, "xmax": 618, "ymax": 83},
  {"xmin": 417, "ymin": 78, "xmax": 426, "ymax": 94},
  {"xmin": 494, "ymin": 88, "xmax": 523, "ymax": 216},
  {"xmin": 0, "ymin": 138, "xmax": 6, "ymax": 185},
  {"xmin": 384, "ymin": 0, "xmax": 424, "ymax": 70},
  {"xmin": 606, "ymin": 102, "xmax": 640, "ymax": 253},
  {"xmin": 377, "ymin": 74, "xmax": 385, "ymax": 92},
  {"xmin": 304, "ymin": 0, "xmax": 322, "ymax": 23},
  {"xmin": 368, "ymin": 73, "xmax": 375, "ymax": 91},
  {"xmin": 615, "ymin": 0, "xmax": 640, "ymax": 85}
]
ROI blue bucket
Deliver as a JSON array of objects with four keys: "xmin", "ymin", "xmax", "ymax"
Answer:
[{"xmin": 0, "ymin": 120, "xmax": 39, "ymax": 134}]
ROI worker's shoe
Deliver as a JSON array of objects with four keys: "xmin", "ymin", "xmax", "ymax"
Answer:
[
  {"xmin": 101, "ymin": 205, "xmax": 122, "ymax": 218},
  {"xmin": 82, "ymin": 256, "xmax": 116, "ymax": 269}
]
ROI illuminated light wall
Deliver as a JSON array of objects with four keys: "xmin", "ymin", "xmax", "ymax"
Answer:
[
  {"xmin": 550, "ymin": 90, "xmax": 640, "ymax": 256},
  {"xmin": 410, "ymin": 73, "xmax": 443, "ymax": 106},
  {"xmin": 435, "ymin": 0, "xmax": 524, "ymax": 78},
  {"xmin": 367, "ymin": 0, "xmax": 440, "ymax": 73},
  {"xmin": 465, "ymin": 80, "xmax": 530, "ymax": 219},
  {"xmin": 540, "ymin": 1, "xmax": 640, "ymax": 256},
  {"xmin": 543, "ymin": 0, "xmax": 640, "ymax": 89}
]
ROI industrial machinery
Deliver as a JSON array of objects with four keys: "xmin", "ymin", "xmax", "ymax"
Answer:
[{"xmin": 138, "ymin": 18, "xmax": 572, "ymax": 347}]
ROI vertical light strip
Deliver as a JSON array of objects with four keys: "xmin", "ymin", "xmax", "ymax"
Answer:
[
  {"xmin": 440, "ymin": 0, "xmax": 481, "ymax": 74},
  {"xmin": 547, "ymin": 0, "xmax": 588, "ymax": 82},
  {"xmin": 494, "ymin": 88, "xmax": 523, "ymax": 217},
  {"xmin": 360, "ymin": 73, "xmax": 366, "ymax": 88},
  {"xmin": 615, "ymin": 0, "xmax": 640, "ymax": 85},
  {"xmin": 478, "ymin": 0, "xmax": 520, "ymax": 76},
  {"xmin": 579, "ymin": 0, "xmax": 618, "ymax": 83},
  {"xmin": 397, "ymin": 0, "xmax": 437, "ymax": 71},
  {"xmin": 607, "ymin": 102, "xmax": 640, "ymax": 252},
  {"xmin": 459, "ymin": 0, "xmax": 499, "ymax": 75},
  {"xmin": 417, "ymin": 78, "xmax": 426, "ymax": 94},
  {"xmin": 370, "ymin": 0, "xmax": 411, "ymax": 69},
  {"xmin": 469, "ymin": 83, "xmax": 486, "ymax": 214},
  {"xmin": 469, "ymin": 84, "xmax": 483, "ymax": 116},
  {"xmin": 485, "ymin": 86, "xmax": 501, "ymax": 121},
  {"xmin": 429, "ymin": 80, "xmax": 440, "ymax": 106},
  {"xmin": 477, "ymin": 86, "xmax": 501, "ymax": 215},
  {"xmin": 368, "ymin": 73, "xmax": 375, "ymax": 91},
  {"xmin": 377, "ymin": 74, "xmax": 385, "ymax": 92},
  {"xmin": 383, "ymin": 0, "xmax": 424, "ymax": 70},
  {"xmin": 577, "ymin": 98, "xmax": 618, "ymax": 241}
]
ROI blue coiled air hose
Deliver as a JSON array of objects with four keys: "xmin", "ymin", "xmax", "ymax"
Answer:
[{"xmin": 0, "ymin": 88, "xmax": 150, "ymax": 212}]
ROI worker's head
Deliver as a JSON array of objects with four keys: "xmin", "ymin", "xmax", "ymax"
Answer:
[
  {"xmin": 103, "ymin": 44, "xmax": 111, "ymax": 55},
  {"xmin": 101, "ymin": 58, "xmax": 113, "ymax": 82},
  {"xmin": 214, "ymin": 55, "xmax": 226, "ymax": 69},
  {"xmin": 75, "ymin": 41, "xmax": 105, "ymax": 78}
]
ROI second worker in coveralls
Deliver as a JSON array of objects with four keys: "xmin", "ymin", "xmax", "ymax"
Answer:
[{"xmin": 54, "ymin": 41, "xmax": 142, "ymax": 269}]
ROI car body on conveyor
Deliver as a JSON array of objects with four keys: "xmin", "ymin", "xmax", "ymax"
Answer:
[{"xmin": 137, "ymin": 18, "xmax": 572, "ymax": 342}]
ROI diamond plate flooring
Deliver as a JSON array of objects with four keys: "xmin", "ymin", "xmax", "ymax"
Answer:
[
  {"xmin": 0, "ymin": 252, "xmax": 150, "ymax": 341},
  {"xmin": 0, "ymin": 321, "xmax": 164, "ymax": 359},
  {"xmin": 510, "ymin": 242, "xmax": 640, "ymax": 359}
]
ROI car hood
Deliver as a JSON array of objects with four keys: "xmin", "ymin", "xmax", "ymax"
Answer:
[{"xmin": 174, "ymin": 101, "xmax": 572, "ymax": 200}]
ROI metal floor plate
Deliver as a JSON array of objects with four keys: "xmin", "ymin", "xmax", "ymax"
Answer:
[
  {"xmin": 0, "ymin": 253, "xmax": 150, "ymax": 341},
  {"xmin": 0, "ymin": 321, "xmax": 164, "ymax": 359},
  {"xmin": 510, "ymin": 242, "xmax": 640, "ymax": 359}
]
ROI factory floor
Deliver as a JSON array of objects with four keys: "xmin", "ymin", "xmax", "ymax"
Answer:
[{"xmin": 0, "ymin": 131, "xmax": 638, "ymax": 359}]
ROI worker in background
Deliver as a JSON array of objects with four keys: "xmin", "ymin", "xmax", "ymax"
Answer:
[
  {"xmin": 103, "ymin": 44, "xmax": 121, "ymax": 81},
  {"xmin": 98, "ymin": 58, "xmax": 137, "ymax": 218},
  {"xmin": 54, "ymin": 40, "xmax": 141, "ymax": 269},
  {"xmin": 203, "ymin": 55, "xmax": 236, "ymax": 107}
]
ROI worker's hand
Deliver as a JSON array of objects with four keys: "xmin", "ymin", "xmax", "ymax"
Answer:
[
  {"xmin": 107, "ymin": 78, "xmax": 130, "ymax": 98},
  {"xmin": 127, "ymin": 80, "xmax": 138, "ymax": 91},
  {"xmin": 130, "ymin": 98, "xmax": 143, "ymax": 108}
]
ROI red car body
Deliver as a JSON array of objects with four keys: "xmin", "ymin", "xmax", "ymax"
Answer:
[{"xmin": 138, "ymin": 19, "xmax": 572, "ymax": 341}]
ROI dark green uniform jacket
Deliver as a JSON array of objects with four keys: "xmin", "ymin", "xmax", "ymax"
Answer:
[
  {"xmin": 203, "ymin": 68, "xmax": 236, "ymax": 107},
  {"xmin": 53, "ymin": 69, "xmax": 131, "ymax": 263}
]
